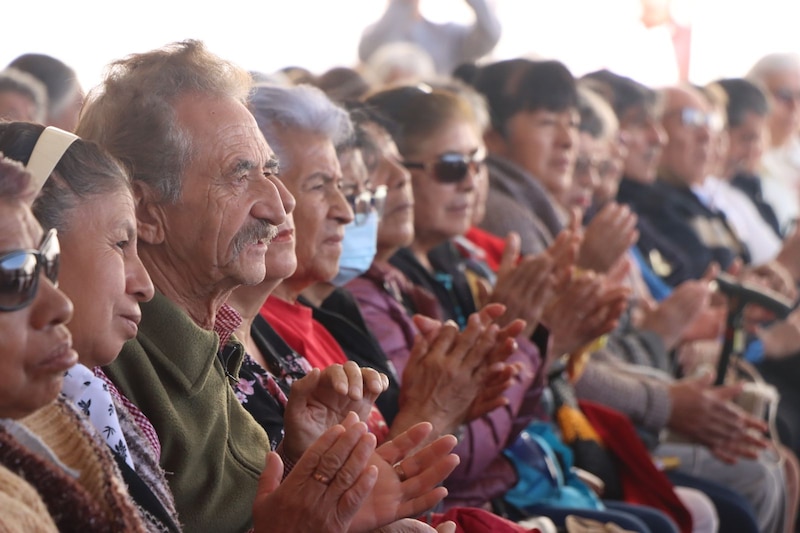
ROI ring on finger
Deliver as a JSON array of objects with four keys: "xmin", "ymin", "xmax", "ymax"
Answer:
[
  {"xmin": 394, "ymin": 463, "xmax": 407, "ymax": 481},
  {"xmin": 312, "ymin": 471, "xmax": 332, "ymax": 485}
]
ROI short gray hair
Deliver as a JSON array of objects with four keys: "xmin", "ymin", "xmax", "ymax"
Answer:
[
  {"xmin": 77, "ymin": 40, "xmax": 253, "ymax": 204},
  {"xmin": 248, "ymin": 83, "xmax": 353, "ymax": 170}
]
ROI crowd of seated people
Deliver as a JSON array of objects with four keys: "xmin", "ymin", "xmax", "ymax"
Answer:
[{"xmin": 3, "ymin": 35, "xmax": 800, "ymax": 533}]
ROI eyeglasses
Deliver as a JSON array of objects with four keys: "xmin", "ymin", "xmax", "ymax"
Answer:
[
  {"xmin": 0, "ymin": 228, "xmax": 60, "ymax": 312},
  {"xmin": 345, "ymin": 185, "xmax": 388, "ymax": 225},
  {"xmin": 667, "ymin": 108, "xmax": 723, "ymax": 131},
  {"xmin": 402, "ymin": 150, "xmax": 485, "ymax": 184},
  {"xmin": 771, "ymin": 88, "xmax": 800, "ymax": 106},
  {"xmin": 573, "ymin": 155, "xmax": 601, "ymax": 177}
]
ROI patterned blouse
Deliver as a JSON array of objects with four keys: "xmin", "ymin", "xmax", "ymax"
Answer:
[{"xmin": 215, "ymin": 304, "xmax": 312, "ymax": 450}]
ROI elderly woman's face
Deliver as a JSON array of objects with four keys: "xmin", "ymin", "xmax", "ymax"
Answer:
[
  {"xmin": 500, "ymin": 108, "xmax": 579, "ymax": 198},
  {"xmin": 0, "ymin": 201, "xmax": 76, "ymax": 419},
  {"xmin": 561, "ymin": 131, "xmax": 604, "ymax": 211},
  {"xmin": 405, "ymin": 118, "xmax": 481, "ymax": 249},
  {"xmin": 364, "ymin": 123, "xmax": 414, "ymax": 258},
  {"xmin": 339, "ymin": 147, "xmax": 369, "ymax": 199},
  {"xmin": 57, "ymin": 189, "xmax": 154, "ymax": 368},
  {"xmin": 279, "ymin": 127, "xmax": 354, "ymax": 286}
]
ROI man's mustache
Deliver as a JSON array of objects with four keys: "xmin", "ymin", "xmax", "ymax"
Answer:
[{"xmin": 231, "ymin": 220, "xmax": 279, "ymax": 257}]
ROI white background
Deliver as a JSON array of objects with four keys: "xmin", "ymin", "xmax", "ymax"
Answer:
[{"xmin": 2, "ymin": 0, "xmax": 799, "ymax": 93}]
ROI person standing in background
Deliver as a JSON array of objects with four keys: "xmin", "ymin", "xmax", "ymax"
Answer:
[{"xmin": 358, "ymin": 0, "xmax": 501, "ymax": 77}]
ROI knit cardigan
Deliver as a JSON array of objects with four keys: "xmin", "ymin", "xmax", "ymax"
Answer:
[
  {"xmin": 0, "ymin": 462, "xmax": 58, "ymax": 532},
  {"xmin": 0, "ymin": 397, "xmax": 146, "ymax": 532}
]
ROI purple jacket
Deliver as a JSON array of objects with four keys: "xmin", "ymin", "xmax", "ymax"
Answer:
[{"xmin": 345, "ymin": 263, "xmax": 545, "ymax": 509}]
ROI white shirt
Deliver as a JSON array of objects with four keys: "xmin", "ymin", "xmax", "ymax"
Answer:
[
  {"xmin": 693, "ymin": 175, "xmax": 783, "ymax": 265},
  {"xmin": 760, "ymin": 136, "xmax": 800, "ymax": 233}
]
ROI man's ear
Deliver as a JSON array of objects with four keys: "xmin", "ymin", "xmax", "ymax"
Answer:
[{"xmin": 133, "ymin": 181, "xmax": 166, "ymax": 245}]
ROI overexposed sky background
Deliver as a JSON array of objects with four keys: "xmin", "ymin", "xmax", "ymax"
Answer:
[{"xmin": 2, "ymin": 0, "xmax": 799, "ymax": 93}]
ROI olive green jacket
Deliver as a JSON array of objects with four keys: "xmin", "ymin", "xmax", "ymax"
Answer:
[{"xmin": 105, "ymin": 291, "xmax": 268, "ymax": 533}]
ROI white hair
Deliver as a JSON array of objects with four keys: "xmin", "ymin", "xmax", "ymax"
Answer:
[
  {"xmin": 746, "ymin": 53, "xmax": 800, "ymax": 83},
  {"xmin": 248, "ymin": 83, "xmax": 353, "ymax": 166}
]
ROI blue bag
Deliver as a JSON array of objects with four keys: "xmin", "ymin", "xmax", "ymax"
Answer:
[{"xmin": 503, "ymin": 421, "xmax": 605, "ymax": 512}]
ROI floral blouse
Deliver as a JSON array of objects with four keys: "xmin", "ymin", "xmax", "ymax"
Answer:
[
  {"xmin": 226, "ymin": 313, "xmax": 313, "ymax": 450},
  {"xmin": 216, "ymin": 304, "xmax": 390, "ymax": 448}
]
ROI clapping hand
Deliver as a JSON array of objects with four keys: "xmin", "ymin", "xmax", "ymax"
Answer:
[
  {"xmin": 282, "ymin": 362, "xmax": 389, "ymax": 464},
  {"xmin": 351, "ymin": 422, "xmax": 459, "ymax": 532},
  {"xmin": 391, "ymin": 303, "xmax": 521, "ymax": 440},
  {"xmin": 253, "ymin": 413, "xmax": 378, "ymax": 533},
  {"xmin": 668, "ymin": 371, "xmax": 768, "ymax": 463},
  {"xmin": 577, "ymin": 202, "xmax": 639, "ymax": 274}
]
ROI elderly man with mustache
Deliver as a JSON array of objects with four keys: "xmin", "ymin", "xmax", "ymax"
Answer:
[{"xmin": 75, "ymin": 39, "xmax": 458, "ymax": 533}]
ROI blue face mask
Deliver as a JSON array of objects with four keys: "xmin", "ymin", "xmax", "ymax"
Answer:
[{"xmin": 331, "ymin": 210, "xmax": 379, "ymax": 287}]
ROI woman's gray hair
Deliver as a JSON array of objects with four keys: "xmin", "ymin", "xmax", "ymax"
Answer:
[
  {"xmin": 248, "ymin": 83, "xmax": 353, "ymax": 170},
  {"xmin": 0, "ymin": 122, "xmax": 130, "ymax": 233}
]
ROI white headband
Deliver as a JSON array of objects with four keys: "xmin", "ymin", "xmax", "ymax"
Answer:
[{"xmin": 25, "ymin": 126, "xmax": 79, "ymax": 195}]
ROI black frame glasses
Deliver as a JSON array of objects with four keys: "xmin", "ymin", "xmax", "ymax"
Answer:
[
  {"xmin": 345, "ymin": 185, "xmax": 388, "ymax": 226},
  {"xmin": 402, "ymin": 150, "xmax": 485, "ymax": 184},
  {"xmin": 0, "ymin": 228, "xmax": 60, "ymax": 312}
]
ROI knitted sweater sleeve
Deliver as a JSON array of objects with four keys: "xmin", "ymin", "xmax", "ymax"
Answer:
[
  {"xmin": 443, "ymin": 336, "xmax": 543, "ymax": 508},
  {"xmin": 573, "ymin": 353, "xmax": 672, "ymax": 434},
  {"xmin": 0, "ymin": 464, "xmax": 59, "ymax": 532}
]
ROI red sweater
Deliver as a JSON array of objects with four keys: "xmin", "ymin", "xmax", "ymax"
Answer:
[
  {"xmin": 260, "ymin": 295, "xmax": 389, "ymax": 442},
  {"xmin": 463, "ymin": 226, "xmax": 507, "ymax": 272}
]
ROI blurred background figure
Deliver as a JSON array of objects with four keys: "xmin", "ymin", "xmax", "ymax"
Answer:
[
  {"xmin": 362, "ymin": 41, "xmax": 437, "ymax": 89},
  {"xmin": 603, "ymin": 0, "xmax": 693, "ymax": 89},
  {"xmin": 0, "ymin": 68, "xmax": 47, "ymax": 124},
  {"xmin": 358, "ymin": 0, "xmax": 501, "ymax": 78},
  {"xmin": 314, "ymin": 66, "xmax": 372, "ymax": 103},
  {"xmin": 639, "ymin": 0, "xmax": 692, "ymax": 82},
  {"xmin": 692, "ymin": 80, "xmax": 783, "ymax": 267},
  {"xmin": 746, "ymin": 52, "xmax": 800, "ymax": 235},
  {"xmin": 6, "ymin": 53, "xmax": 84, "ymax": 132}
]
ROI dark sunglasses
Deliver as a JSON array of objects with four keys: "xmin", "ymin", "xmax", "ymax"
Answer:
[
  {"xmin": 0, "ymin": 228, "xmax": 60, "ymax": 312},
  {"xmin": 402, "ymin": 150, "xmax": 485, "ymax": 184}
]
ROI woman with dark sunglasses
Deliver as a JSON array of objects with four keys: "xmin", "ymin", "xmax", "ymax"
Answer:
[
  {"xmin": 0, "ymin": 121, "xmax": 180, "ymax": 532},
  {"xmin": 343, "ymin": 94, "xmax": 550, "ymax": 512},
  {"xmin": 231, "ymin": 83, "xmax": 547, "ymax": 531},
  {"xmin": 0, "ymin": 122, "xmax": 452, "ymax": 533},
  {"xmin": 359, "ymin": 82, "xmax": 711, "ymax": 533},
  {"xmin": 0, "ymin": 154, "xmax": 151, "ymax": 531}
]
